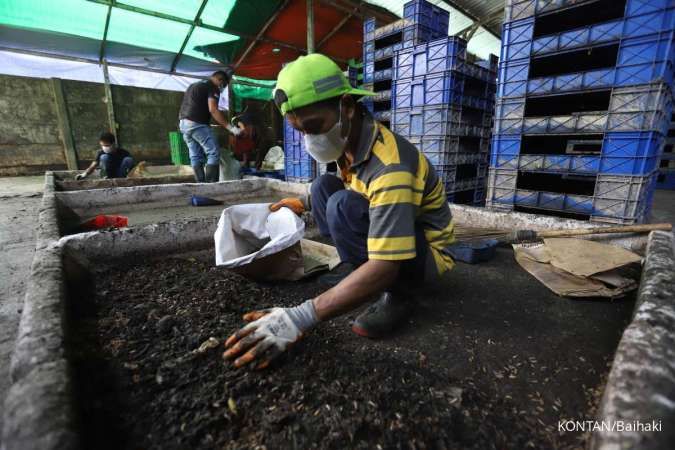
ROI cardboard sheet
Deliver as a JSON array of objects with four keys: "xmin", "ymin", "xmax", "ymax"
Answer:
[{"xmin": 513, "ymin": 239, "xmax": 640, "ymax": 298}]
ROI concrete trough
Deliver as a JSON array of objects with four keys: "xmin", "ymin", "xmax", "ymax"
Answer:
[
  {"xmin": 2, "ymin": 174, "xmax": 673, "ymax": 450},
  {"xmin": 51, "ymin": 168, "xmax": 196, "ymax": 192}
]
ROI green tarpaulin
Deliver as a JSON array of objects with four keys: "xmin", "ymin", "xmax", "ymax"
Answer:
[{"xmin": 230, "ymin": 75, "xmax": 276, "ymax": 111}]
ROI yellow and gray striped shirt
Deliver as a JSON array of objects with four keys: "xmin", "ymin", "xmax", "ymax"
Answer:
[{"xmin": 338, "ymin": 113, "xmax": 456, "ymax": 275}]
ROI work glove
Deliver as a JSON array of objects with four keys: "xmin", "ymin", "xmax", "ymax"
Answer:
[
  {"xmin": 75, "ymin": 172, "xmax": 88, "ymax": 180},
  {"xmin": 223, "ymin": 299, "xmax": 318, "ymax": 369},
  {"xmin": 269, "ymin": 197, "xmax": 305, "ymax": 215},
  {"xmin": 226, "ymin": 124, "xmax": 242, "ymax": 136}
]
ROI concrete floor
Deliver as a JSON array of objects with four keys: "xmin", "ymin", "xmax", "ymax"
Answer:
[
  {"xmin": 0, "ymin": 176, "xmax": 43, "ymax": 438},
  {"xmin": 0, "ymin": 174, "xmax": 673, "ymax": 446}
]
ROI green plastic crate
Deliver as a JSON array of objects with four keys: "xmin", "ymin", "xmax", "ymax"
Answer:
[{"xmin": 169, "ymin": 131, "xmax": 190, "ymax": 165}]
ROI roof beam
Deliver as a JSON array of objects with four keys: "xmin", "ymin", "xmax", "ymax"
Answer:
[
  {"xmin": 317, "ymin": 0, "xmax": 395, "ymax": 24},
  {"xmin": 171, "ymin": 0, "xmax": 209, "ymax": 73},
  {"xmin": 317, "ymin": 2, "xmax": 361, "ymax": 50},
  {"xmin": 437, "ymin": 0, "xmax": 501, "ymax": 40},
  {"xmin": 86, "ymin": 0, "xmax": 306, "ymax": 55},
  {"xmin": 98, "ymin": 2, "xmax": 113, "ymax": 63},
  {"xmin": 234, "ymin": 0, "xmax": 291, "ymax": 69}
]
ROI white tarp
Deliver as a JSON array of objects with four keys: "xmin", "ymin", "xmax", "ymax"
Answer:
[{"xmin": 0, "ymin": 50, "xmax": 197, "ymax": 91}]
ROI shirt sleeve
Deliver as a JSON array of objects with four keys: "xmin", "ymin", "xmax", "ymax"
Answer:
[
  {"xmin": 366, "ymin": 165, "xmax": 421, "ymax": 261},
  {"xmin": 94, "ymin": 150, "xmax": 103, "ymax": 164}
]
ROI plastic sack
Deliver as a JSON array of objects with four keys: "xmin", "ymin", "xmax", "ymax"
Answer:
[
  {"xmin": 214, "ymin": 204, "xmax": 306, "ymax": 281},
  {"xmin": 219, "ymin": 149, "xmax": 242, "ymax": 181},
  {"xmin": 261, "ymin": 145, "xmax": 285, "ymax": 171}
]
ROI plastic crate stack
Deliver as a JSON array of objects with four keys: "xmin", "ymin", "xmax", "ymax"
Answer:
[
  {"xmin": 487, "ymin": 0, "xmax": 675, "ymax": 223},
  {"xmin": 390, "ymin": 36, "xmax": 499, "ymax": 205},
  {"xmin": 362, "ymin": 0, "xmax": 449, "ymax": 128},
  {"xmin": 656, "ymin": 113, "xmax": 675, "ymax": 189},
  {"xmin": 347, "ymin": 59, "xmax": 363, "ymax": 88},
  {"xmin": 283, "ymin": 119, "xmax": 317, "ymax": 183}
]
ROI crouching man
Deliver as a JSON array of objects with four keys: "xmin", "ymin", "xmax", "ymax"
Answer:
[
  {"xmin": 77, "ymin": 132, "xmax": 133, "ymax": 180},
  {"xmin": 223, "ymin": 54, "xmax": 456, "ymax": 369}
]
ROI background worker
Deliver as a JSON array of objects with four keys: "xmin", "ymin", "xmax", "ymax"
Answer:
[
  {"xmin": 229, "ymin": 111, "xmax": 278, "ymax": 169},
  {"xmin": 76, "ymin": 131, "xmax": 133, "ymax": 180},
  {"xmin": 223, "ymin": 54, "xmax": 457, "ymax": 369},
  {"xmin": 179, "ymin": 68, "xmax": 240, "ymax": 182}
]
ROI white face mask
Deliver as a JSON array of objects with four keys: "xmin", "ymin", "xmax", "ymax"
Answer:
[
  {"xmin": 101, "ymin": 145, "xmax": 114, "ymax": 154},
  {"xmin": 303, "ymin": 103, "xmax": 350, "ymax": 164}
]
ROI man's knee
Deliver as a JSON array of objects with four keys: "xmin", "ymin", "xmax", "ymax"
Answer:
[
  {"xmin": 99, "ymin": 153, "xmax": 111, "ymax": 164},
  {"xmin": 310, "ymin": 174, "xmax": 344, "ymax": 205},
  {"xmin": 326, "ymin": 190, "xmax": 366, "ymax": 224}
]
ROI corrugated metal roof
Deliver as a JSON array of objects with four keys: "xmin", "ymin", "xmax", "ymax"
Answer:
[
  {"xmin": 364, "ymin": 0, "xmax": 503, "ymax": 60},
  {"xmin": 445, "ymin": 0, "xmax": 504, "ymax": 37}
]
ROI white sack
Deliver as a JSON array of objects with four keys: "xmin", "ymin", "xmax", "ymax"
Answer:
[{"xmin": 214, "ymin": 203, "xmax": 305, "ymax": 269}]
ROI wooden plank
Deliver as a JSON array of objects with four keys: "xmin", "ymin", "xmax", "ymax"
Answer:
[
  {"xmin": 50, "ymin": 78, "xmax": 79, "ymax": 170},
  {"xmin": 101, "ymin": 60, "xmax": 118, "ymax": 144}
]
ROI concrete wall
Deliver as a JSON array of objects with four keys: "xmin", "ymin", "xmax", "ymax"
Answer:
[
  {"xmin": 0, "ymin": 75, "xmax": 65, "ymax": 175},
  {"xmin": 0, "ymin": 74, "xmax": 185, "ymax": 176}
]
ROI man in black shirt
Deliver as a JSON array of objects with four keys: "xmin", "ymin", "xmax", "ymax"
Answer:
[
  {"xmin": 179, "ymin": 69, "xmax": 238, "ymax": 182},
  {"xmin": 76, "ymin": 132, "xmax": 134, "ymax": 180}
]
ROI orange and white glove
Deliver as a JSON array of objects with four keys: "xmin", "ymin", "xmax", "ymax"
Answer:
[
  {"xmin": 269, "ymin": 197, "xmax": 306, "ymax": 215},
  {"xmin": 223, "ymin": 299, "xmax": 318, "ymax": 369}
]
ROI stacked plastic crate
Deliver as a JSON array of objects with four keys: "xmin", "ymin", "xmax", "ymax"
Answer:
[
  {"xmin": 362, "ymin": 0, "xmax": 449, "ymax": 128},
  {"xmin": 283, "ymin": 119, "xmax": 316, "ymax": 183},
  {"xmin": 390, "ymin": 36, "xmax": 499, "ymax": 204},
  {"xmin": 656, "ymin": 113, "xmax": 675, "ymax": 189},
  {"xmin": 488, "ymin": 0, "xmax": 675, "ymax": 223}
]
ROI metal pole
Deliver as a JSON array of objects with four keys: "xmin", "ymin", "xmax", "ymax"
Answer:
[{"xmin": 307, "ymin": 0, "xmax": 315, "ymax": 54}]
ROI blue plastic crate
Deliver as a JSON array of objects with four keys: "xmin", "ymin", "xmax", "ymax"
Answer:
[
  {"xmin": 403, "ymin": 0, "xmax": 449, "ymax": 34},
  {"xmin": 364, "ymin": 17, "xmax": 376, "ymax": 34},
  {"xmin": 493, "ymin": 83, "xmax": 673, "ymax": 135},
  {"xmin": 284, "ymin": 158, "xmax": 316, "ymax": 183},
  {"xmin": 490, "ymin": 131, "xmax": 667, "ymax": 176},
  {"xmin": 395, "ymin": 36, "xmax": 468, "ymax": 78},
  {"xmin": 503, "ymin": 2, "xmax": 674, "ymax": 61},
  {"xmin": 283, "ymin": 119, "xmax": 303, "ymax": 144},
  {"xmin": 363, "ymin": 62, "xmax": 374, "ymax": 83},
  {"xmin": 373, "ymin": 110, "xmax": 391, "ymax": 122},
  {"xmin": 393, "ymin": 105, "xmax": 493, "ymax": 138},
  {"xmin": 393, "ymin": 71, "xmax": 495, "ymax": 110},
  {"xmin": 499, "ymin": 31, "xmax": 675, "ymax": 97},
  {"xmin": 374, "ymin": 42, "xmax": 404, "ymax": 61},
  {"xmin": 505, "ymin": 0, "xmax": 673, "ymax": 25},
  {"xmin": 514, "ymin": 190, "xmax": 596, "ymax": 215},
  {"xmin": 446, "ymin": 188, "xmax": 486, "ymax": 206},
  {"xmin": 373, "ymin": 68, "xmax": 393, "ymax": 82},
  {"xmin": 393, "ymin": 72, "xmax": 463, "ymax": 108},
  {"xmin": 486, "ymin": 168, "xmax": 658, "ymax": 223},
  {"xmin": 532, "ymin": 14, "xmax": 675, "ymax": 57},
  {"xmin": 408, "ymin": 136, "xmax": 490, "ymax": 166}
]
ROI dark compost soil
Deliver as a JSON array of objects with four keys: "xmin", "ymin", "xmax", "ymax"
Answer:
[{"xmin": 67, "ymin": 247, "xmax": 636, "ymax": 450}]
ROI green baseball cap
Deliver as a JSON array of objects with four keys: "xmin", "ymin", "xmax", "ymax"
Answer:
[{"xmin": 274, "ymin": 53, "xmax": 374, "ymax": 115}]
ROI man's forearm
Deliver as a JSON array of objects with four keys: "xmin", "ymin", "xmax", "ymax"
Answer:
[
  {"xmin": 313, "ymin": 259, "xmax": 400, "ymax": 321},
  {"xmin": 84, "ymin": 163, "xmax": 97, "ymax": 175},
  {"xmin": 210, "ymin": 109, "xmax": 229, "ymax": 128}
]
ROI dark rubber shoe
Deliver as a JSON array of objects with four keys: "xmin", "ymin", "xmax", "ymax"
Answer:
[
  {"xmin": 351, "ymin": 292, "xmax": 410, "ymax": 339},
  {"xmin": 192, "ymin": 165, "xmax": 205, "ymax": 182},
  {"xmin": 317, "ymin": 262, "xmax": 354, "ymax": 287},
  {"xmin": 205, "ymin": 164, "xmax": 220, "ymax": 183}
]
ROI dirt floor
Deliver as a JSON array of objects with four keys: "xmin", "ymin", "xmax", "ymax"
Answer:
[
  {"xmin": 67, "ymin": 246, "xmax": 636, "ymax": 450},
  {"xmin": 0, "ymin": 176, "xmax": 43, "ymax": 439}
]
